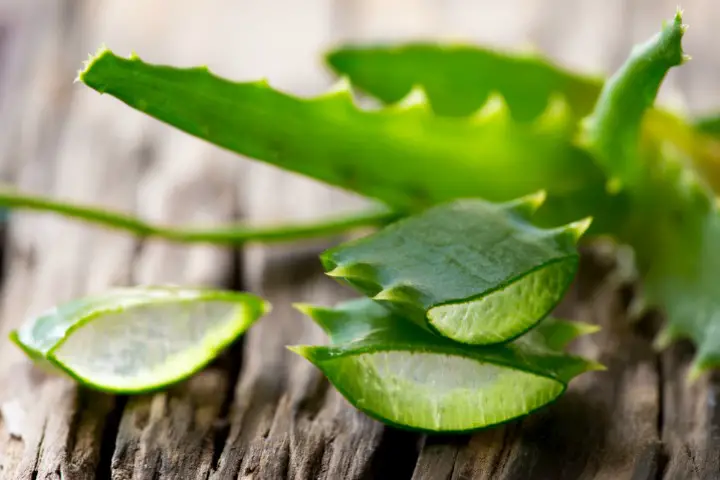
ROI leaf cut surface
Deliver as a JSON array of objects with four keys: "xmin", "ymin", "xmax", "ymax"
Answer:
[
  {"xmin": 11, "ymin": 286, "xmax": 269, "ymax": 393},
  {"xmin": 292, "ymin": 299, "xmax": 601, "ymax": 432}
]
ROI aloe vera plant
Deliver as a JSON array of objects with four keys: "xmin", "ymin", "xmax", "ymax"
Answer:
[{"xmin": 3, "ymin": 8, "xmax": 717, "ymax": 431}]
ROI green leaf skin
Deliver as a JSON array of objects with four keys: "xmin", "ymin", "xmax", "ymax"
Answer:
[
  {"xmin": 321, "ymin": 197, "xmax": 590, "ymax": 345},
  {"xmin": 291, "ymin": 298, "xmax": 602, "ymax": 433},
  {"xmin": 10, "ymin": 286, "xmax": 269, "ymax": 393},
  {"xmin": 326, "ymin": 44, "xmax": 602, "ymax": 121},
  {"xmin": 79, "ymin": 48, "xmax": 612, "ymax": 229}
]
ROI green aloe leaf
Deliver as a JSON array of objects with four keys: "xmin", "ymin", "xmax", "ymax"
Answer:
[
  {"xmin": 291, "ymin": 298, "xmax": 602, "ymax": 433},
  {"xmin": 326, "ymin": 43, "xmax": 602, "ymax": 121},
  {"xmin": 326, "ymin": 21, "xmax": 720, "ymax": 193},
  {"xmin": 321, "ymin": 197, "xmax": 590, "ymax": 344},
  {"xmin": 79, "ymin": 47, "xmax": 611, "ymax": 229},
  {"xmin": 11, "ymin": 286, "xmax": 269, "ymax": 393},
  {"xmin": 579, "ymin": 11, "xmax": 720, "ymax": 375}
]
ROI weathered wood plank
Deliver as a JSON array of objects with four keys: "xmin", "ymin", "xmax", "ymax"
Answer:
[
  {"xmin": 210, "ymin": 2, "xmax": 397, "ymax": 468},
  {"xmin": 0, "ymin": 3, "xmax": 144, "ymax": 475},
  {"xmin": 110, "ymin": 137, "xmax": 240, "ymax": 480}
]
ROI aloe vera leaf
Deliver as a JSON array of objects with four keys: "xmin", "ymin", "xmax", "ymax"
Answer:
[
  {"xmin": 291, "ymin": 298, "xmax": 602, "ymax": 433},
  {"xmin": 326, "ymin": 31, "xmax": 720, "ymax": 193},
  {"xmin": 321, "ymin": 197, "xmax": 589, "ymax": 345},
  {"xmin": 79, "ymin": 48, "xmax": 611, "ymax": 229},
  {"xmin": 580, "ymin": 11, "xmax": 720, "ymax": 375},
  {"xmin": 326, "ymin": 43, "xmax": 602, "ymax": 121}
]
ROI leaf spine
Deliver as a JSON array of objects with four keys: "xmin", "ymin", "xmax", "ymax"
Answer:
[
  {"xmin": 318, "ymin": 76, "xmax": 355, "ymax": 105},
  {"xmin": 372, "ymin": 284, "xmax": 419, "ymax": 305},
  {"xmin": 534, "ymin": 93, "xmax": 573, "ymax": 131},
  {"xmin": 504, "ymin": 190, "xmax": 546, "ymax": 218},
  {"xmin": 324, "ymin": 262, "xmax": 376, "ymax": 282},
  {"xmin": 392, "ymin": 85, "xmax": 431, "ymax": 113},
  {"xmin": 471, "ymin": 92, "xmax": 509, "ymax": 123},
  {"xmin": 564, "ymin": 217, "xmax": 593, "ymax": 243}
]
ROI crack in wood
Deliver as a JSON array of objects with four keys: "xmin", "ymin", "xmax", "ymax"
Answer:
[{"xmin": 94, "ymin": 396, "xmax": 126, "ymax": 480}]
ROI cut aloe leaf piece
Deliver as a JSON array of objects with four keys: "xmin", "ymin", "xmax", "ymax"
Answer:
[
  {"xmin": 10, "ymin": 286, "xmax": 269, "ymax": 393},
  {"xmin": 321, "ymin": 197, "xmax": 589, "ymax": 345},
  {"xmin": 291, "ymin": 299, "xmax": 601, "ymax": 433}
]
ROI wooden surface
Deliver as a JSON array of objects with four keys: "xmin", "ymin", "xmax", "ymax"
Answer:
[{"xmin": 0, "ymin": 1, "xmax": 719, "ymax": 479}]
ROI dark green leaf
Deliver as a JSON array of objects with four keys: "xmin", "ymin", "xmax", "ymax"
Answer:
[{"xmin": 321, "ymin": 197, "xmax": 589, "ymax": 344}]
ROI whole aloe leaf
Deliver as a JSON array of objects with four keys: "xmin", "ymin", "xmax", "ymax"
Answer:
[
  {"xmin": 321, "ymin": 196, "xmax": 589, "ymax": 344},
  {"xmin": 291, "ymin": 298, "xmax": 602, "ymax": 433},
  {"xmin": 79, "ymin": 48, "xmax": 613, "ymax": 229}
]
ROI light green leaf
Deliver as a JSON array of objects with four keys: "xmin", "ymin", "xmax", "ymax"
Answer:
[
  {"xmin": 291, "ymin": 298, "xmax": 602, "ymax": 433},
  {"xmin": 321, "ymin": 197, "xmax": 589, "ymax": 344},
  {"xmin": 79, "ymin": 47, "xmax": 610, "ymax": 228},
  {"xmin": 11, "ymin": 286, "xmax": 269, "ymax": 393}
]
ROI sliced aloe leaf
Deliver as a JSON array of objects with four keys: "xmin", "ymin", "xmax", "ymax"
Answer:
[
  {"xmin": 291, "ymin": 298, "xmax": 601, "ymax": 433},
  {"xmin": 10, "ymin": 286, "xmax": 270, "ymax": 393},
  {"xmin": 78, "ymin": 47, "xmax": 610, "ymax": 228},
  {"xmin": 321, "ymin": 197, "xmax": 589, "ymax": 345}
]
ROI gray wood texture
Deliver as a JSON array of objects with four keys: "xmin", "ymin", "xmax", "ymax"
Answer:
[{"xmin": 0, "ymin": 0, "xmax": 718, "ymax": 478}]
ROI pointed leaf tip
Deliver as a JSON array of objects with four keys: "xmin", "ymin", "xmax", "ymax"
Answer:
[
  {"xmin": 472, "ymin": 92, "xmax": 509, "ymax": 122},
  {"xmin": 319, "ymin": 76, "xmax": 355, "ymax": 104},
  {"xmin": 325, "ymin": 263, "xmax": 369, "ymax": 280},
  {"xmin": 565, "ymin": 217, "xmax": 593, "ymax": 242},
  {"xmin": 535, "ymin": 94, "xmax": 573, "ymax": 129},
  {"xmin": 393, "ymin": 85, "xmax": 431, "ymax": 112},
  {"xmin": 372, "ymin": 285, "xmax": 418, "ymax": 304},
  {"xmin": 505, "ymin": 190, "xmax": 547, "ymax": 218},
  {"xmin": 292, "ymin": 302, "xmax": 316, "ymax": 317},
  {"xmin": 286, "ymin": 345, "xmax": 312, "ymax": 359}
]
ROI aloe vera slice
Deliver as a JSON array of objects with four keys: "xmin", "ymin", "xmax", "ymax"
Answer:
[
  {"xmin": 292, "ymin": 299, "xmax": 601, "ymax": 433},
  {"xmin": 321, "ymin": 197, "xmax": 589, "ymax": 345},
  {"xmin": 10, "ymin": 286, "xmax": 269, "ymax": 393}
]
